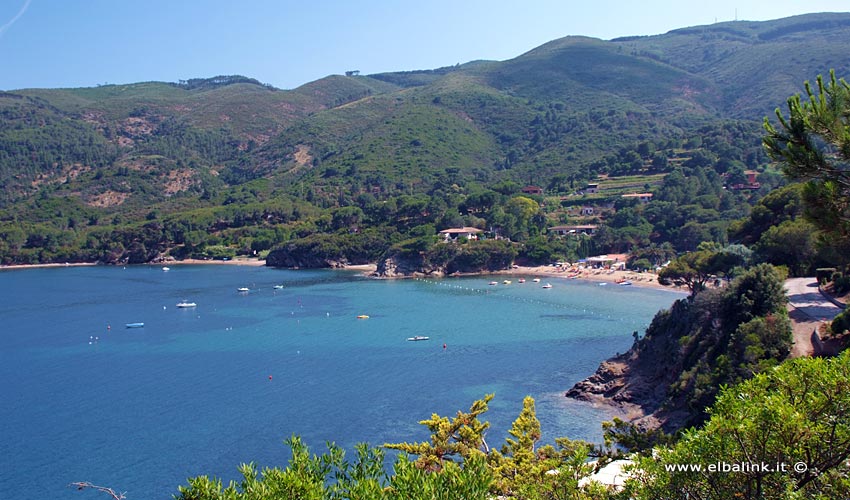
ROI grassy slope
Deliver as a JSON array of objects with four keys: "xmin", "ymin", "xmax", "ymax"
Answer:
[{"xmin": 4, "ymin": 13, "xmax": 850, "ymax": 223}]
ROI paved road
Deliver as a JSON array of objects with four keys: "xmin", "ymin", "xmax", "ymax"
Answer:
[
  {"xmin": 784, "ymin": 277, "xmax": 844, "ymax": 357},
  {"xmin": 785, "ymin": 278, "xmax": 843, "ymax": 321}
]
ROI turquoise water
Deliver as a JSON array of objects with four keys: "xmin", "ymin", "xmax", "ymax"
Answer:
[{"xmin": 0, "ymin": 265, "xmax": 680, "ymax": 499}]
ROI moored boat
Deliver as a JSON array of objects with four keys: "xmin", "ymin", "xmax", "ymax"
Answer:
[
  {"xmin": 406, "ymin": 335, "xmax": 430, "ymax": 341},
  {"xmin": 237, "ymin": 287, "xmax": 249, "ymax": 292},
  {"xmin": 356, "ymin": 315, "xmax": 370, "ymax": 319},
  {"xmin": 541, "ymin": 283, "xmax": 553, "ymax": 289},
  {"xmin": 176, "ymin": 301, "xmax": 197, "ymax": 308},
  {"xmin": 125, "ymin": 322, "xmax": 145, "ymax": 328}
]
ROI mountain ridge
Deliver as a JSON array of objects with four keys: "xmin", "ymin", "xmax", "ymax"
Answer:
[{"xmin": 1, "ymin": 12, "xmax": 849, "ymax": 265}]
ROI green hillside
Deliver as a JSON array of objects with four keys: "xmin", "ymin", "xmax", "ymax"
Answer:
[{"xmin": 1, "ymin": 13, "xmax": 849, "ymax": 265}]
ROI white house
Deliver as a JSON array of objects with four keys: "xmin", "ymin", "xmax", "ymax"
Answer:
[
  {"xmin": 439, "ymin": 227, "xmax": 483, "ymax": 241},
  {"xmin": 549, "ymin": 224, "xmax": 598, "ymax": 236}
]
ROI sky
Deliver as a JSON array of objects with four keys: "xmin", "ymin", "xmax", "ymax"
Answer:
[{"xmin": 0, "ymin": 0, "xmax": 848, "ymax": 91}]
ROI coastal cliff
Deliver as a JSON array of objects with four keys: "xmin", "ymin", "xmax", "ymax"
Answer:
[{"xmin": 566, "ymin": 264, "xmax": 792, "ymax": 432}]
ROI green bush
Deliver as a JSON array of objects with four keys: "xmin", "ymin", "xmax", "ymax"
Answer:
[{"xmin": 831, "ymin": 309, "xmax": 850, "ymax": 335}]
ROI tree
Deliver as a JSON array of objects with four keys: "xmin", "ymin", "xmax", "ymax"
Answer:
[
  {"xmin": 657, "ymin": 250, "xmax": 717, "ymax": 295},
  {"xmin": 764, "ymin": 70, "xmax": 850, "ymax": 268},
  {"xmin": 628, "ymin": 351, "xmax": 850, "ymax": 499},
  {"xmin": 384, "ymin": 394, "xmax": 493, "ymax": 472}
]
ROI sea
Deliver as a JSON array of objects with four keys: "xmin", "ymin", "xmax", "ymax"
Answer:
[{"xmin": 0, "ymin": 265, "xmax": 681, "ymax": 499}]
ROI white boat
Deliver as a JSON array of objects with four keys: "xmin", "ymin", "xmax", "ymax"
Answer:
[
  {"xmin": 518, "ymin": 278, "xmax": 526, "ymax": 283},
  {"xmin": 406, "ymin": 336, "xmax": 430, "ymax": 341},
  {"xmin": 125, "ymin": 322, "xmax": 145, "ymax": 328},
  {"xmin": 273, "ymin": 285, "xmax": 284, "ymax": 290},
  {"xmin": 488, "ymin": 281, "xmax": 498, "ymax": 285},
  {"xmin": 162, "ymin": 266, "xmax": 170, "ymax": 271},
  {"xmin": 542, "ymin": 283, "xmax": 553, "ymax": 289},
  {"xmin": 503, "ymin": 280, "xmax": 512, "ymax": 285},
  {"xmin": 532, "ymin": 278, "xmax": 541, "ymax": 283},
  {"xmin": 176, "ymin": 301, "xmax": 197, "ymax": 308},
  {"xmin": 237, "ymin": 287, "xmax": 249, "ymax": 292},
  {"xmin": 618, "ymin": 280, "xmax": 633, "ymax": 286}
]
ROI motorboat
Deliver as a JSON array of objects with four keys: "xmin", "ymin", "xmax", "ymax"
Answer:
[
  {"xmin": 532, "ymin": 278, "xmax": 541, "ymax": 283},
  {"xmin": 162, "ymin": 266, "xmax": 170, "ymax": 271},
  {"xmin": 489, "ymin": 281, "xmax": 498, "ymax": 285},
  {"xmin": 502, "ymin": 280, "xmax": 512, "ymax": 285},
  {"xmin": 356, "ymin": 315, "xmax": 370, "ymax": 319},
  {"xmin": 125, "ymin": 322, "xmax": 145, "ymax": 328},
  {"xmin": 237, "ymin": 287, "xmax": 249, "ymax": 292},
  {"xmin": 518, "ymin": 278, "xmax": 526, "ymax": 283},
  {"xmin": 176, "ymin": 301, "xmax": 197, "ymax": 308},
  {"xmin": 273, "ymin": 285, "xmax": 284, "ymax": 290},
  {"xmin": 541, "ymin": 283, "xmax": 553, "ymax": 289},
  {"xmin": 406, "ymin": 336, "xmax": 430, "ymax": 341}
]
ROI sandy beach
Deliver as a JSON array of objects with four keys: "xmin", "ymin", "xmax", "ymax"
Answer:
[{"xmin": 495, "ymin": 265, "xmax": 678, "ymax": 291}]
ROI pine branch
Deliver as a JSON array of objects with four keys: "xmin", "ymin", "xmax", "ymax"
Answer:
[{"xmin": 69, "ymin": 482, "xmax": 126, "ymax": 500}]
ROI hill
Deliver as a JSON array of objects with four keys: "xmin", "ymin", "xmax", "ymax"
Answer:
[{"xmin": 1, "ymin": 13, "xmax": 850, "ymax": 265}]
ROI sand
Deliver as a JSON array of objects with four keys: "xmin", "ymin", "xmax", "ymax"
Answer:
[{"xmin": 494, "ymin": 265, "xmax": 681, "ymax": 291}]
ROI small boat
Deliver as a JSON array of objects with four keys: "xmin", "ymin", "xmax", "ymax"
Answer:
[
  {"xmin": 518, "ymin": 278, "xmax": 526, "ymax": 283},
  {"xmin": 273, "ymin": 285, "xmax": 284, "ymax": 290},
  {"xmin": 503, "ymin": 280, "xmax": 512, "ymax": 285},
  {"xmin": 237, "ymin": 287, "xmax": 250, "ymax": 292},
  {"xmin": 162, "ymin": 266, "xmax": 170, "ymax": 272},
  {"xmin": 176, "ymin": 301, "xmax": 197, "ymax": 308},
  {"xmin": 406, "ymin": 336, "xmax": 430, "ymax": 341},
  {"xmin": 356, "ymin": 315, "xmax": 370, "ymax": 319},
  {"xmin": 618, "ymin": 280, "xmax": 633, "ymax": 286},
  {"xmin": 542, "ymin": 283, "xmax": 553, "ymax": 289},
  {"xmin": 125, "ymin": 322, "xmax": 145, "ymax": 328},
  {"xmin": 489, "ymin": 281, "xmax": 498, "ymax": 286},
  {"xmin": 532, "ymin": 278, "xmax": 541, "ymax": 283}
]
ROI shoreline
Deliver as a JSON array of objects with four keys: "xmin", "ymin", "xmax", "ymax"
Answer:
[
  {"xmin": 345, "ymin": 262, "xmax": 681, "ymax": 292},
  {"xmin": 1, "ymin": 259, "xmax": 677, "ymax": 293},
  {"xmin": 0, "ymin": 258, "xmax": 267, "ymax": 271}
]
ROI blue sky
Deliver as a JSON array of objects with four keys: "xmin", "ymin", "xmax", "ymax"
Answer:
[{"xmin": 0, "ymin": 0, "xmax": 847, "ymax": 91}]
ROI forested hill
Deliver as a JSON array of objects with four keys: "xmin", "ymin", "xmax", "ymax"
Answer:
[{"xmin": 1, "ymin": 13, "xmax": 850, "ymax": 265}]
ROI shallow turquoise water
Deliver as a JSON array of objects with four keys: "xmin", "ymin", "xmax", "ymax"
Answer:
[{"xmin": 0, "ymin": 265, "xmax": 680, "ymax": 499}]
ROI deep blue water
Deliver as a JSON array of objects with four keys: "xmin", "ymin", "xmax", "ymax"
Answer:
[{"xmin": 0, "ymin": 265, "xmax": 680, "ymax": 499}]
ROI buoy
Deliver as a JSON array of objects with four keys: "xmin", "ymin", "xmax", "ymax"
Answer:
[
  {"xmin": 443, "ymin": 343, "xmax": 447, "ymax": 349},
  {"xmin": 107, "ymin": 324, "xmax": 111, "ymax": 330},
  {"xmin": 268, "ymin": 375, "xmax": 273, "ymax": 381}
]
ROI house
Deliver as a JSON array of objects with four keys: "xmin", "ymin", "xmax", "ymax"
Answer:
[
  {"xmin": 549, "ymin": 224, "xmax": 598, "ymax": 236},
  {"xmin": 439, "ymin": 227, "xmax": 483, "ymax": 241},
  {"xmin": 730, "ymin": 170, "xmax": 761, "ymax": 190},
  {"xmin": 620, "ymin": 193, "xmax": 653, "ymax": 203},
  {"xmin": 580, "ymin": 206, "xmax": 595, "ymax": 216},
  {"xmin": 584, "ymin": 183, "xmax": 599, "ymax": 194},
  {"xmin": 521, "ymin": 185, "xmax": 544, "ymax": 195}
]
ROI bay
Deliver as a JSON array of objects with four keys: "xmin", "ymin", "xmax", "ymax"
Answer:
[{"xmin": 0, "ymin": 265, "xmax": 680, "ymax": 499}]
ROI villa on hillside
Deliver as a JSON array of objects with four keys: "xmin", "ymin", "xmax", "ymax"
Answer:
[
  {"xmin": 521, "ymin": 185, "xmax": 544, "ymax": 195},
  {"xmin": 729, "ymin": 170, "xmax": 761, "ymax": 190},
  {"xmin": 439, "ymin": 227, "xmax": 483, "ymax": 241},
  {"xmin": 621, "ymin": 193, "xmax": 653, "ymax": 203},
  {"xmin": 549, "ymin": 224, "xmax": 598, "ymax": 236}
]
